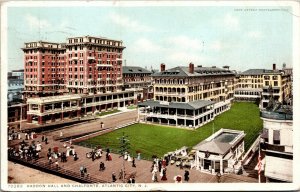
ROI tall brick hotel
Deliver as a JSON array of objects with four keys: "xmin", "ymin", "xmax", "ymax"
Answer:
[{"xmin": 22, "ymin": 36, "xmax": 135, "ymax": 125}]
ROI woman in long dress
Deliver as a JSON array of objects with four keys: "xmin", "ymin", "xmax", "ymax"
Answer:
[
  {"xmin": 161, "ymin": 168, "xmax": 167, "ymax": 181},
  {"xmin": 127, "ymin": 154, "xmax": 132, "ymax": 162}
]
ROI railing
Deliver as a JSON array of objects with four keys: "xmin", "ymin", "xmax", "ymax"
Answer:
[
  {"xmin": 8, "ymin": 155, "xmax": 108, "ymax": 183},
  {"xmin": 260, "ymin": 111, "xmax": 293, "ymax": 120}
]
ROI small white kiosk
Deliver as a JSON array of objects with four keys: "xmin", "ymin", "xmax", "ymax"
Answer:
[{"xmin": 193, "ymin": 128, "xmax": 245, "ymax": 175}]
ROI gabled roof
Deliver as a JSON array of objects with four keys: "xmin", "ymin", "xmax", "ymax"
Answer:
[
  {"xmin": 122, "ymin": 66, "xmax": 151, "ymax": 74},
  {"xmin": 151, "ymin": 66, "xmax": 235, "ymax": 77}
]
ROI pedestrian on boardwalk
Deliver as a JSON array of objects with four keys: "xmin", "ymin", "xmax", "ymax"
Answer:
[
  {"xmin": 55, "ymin": 161, "xmax": 59, "ymax": 170},
  {"xmin": 162, "ymin": 158, "xmax": 166, "ymax": 168},
  {"xmin": 45, "ymin": 137, "xmax": 48, "ymax": 144},
  {"xmin": 80, "ymin": 166, "xmax": 84, "ymax": 177},
  {"xmin": 119, "ymin": 169, "xmax": 123, "ymax": 179},
  {"xmin": 132, "ymin": 157, "xmax": 136, "ymax": 167},
  {"xmin": 74, "ymin": 152, "xmax": 78, "ymax": 161},
  {"xmin": 161, "ymin": 168, "xmax": 167, "ymax": 181},
  {"xmin": 42, "ymin": 135, "xmax": 45, "ymax": 142},
  {"xmin": 108, "ymin": 153, "xmax": 112, "ymax": 161},
  {"xmin": 158, "ymin": 160, "xmax": 162, "ymax": 172},
  {"xmin": 106, "ymin": 153, "xmax": 109, "ymax": 161},
  {"xmin": 112, "ymin": 172, "xmax": 117, "ymax": 182},
  {"xmin": 48, "ymin": 156, "xmax": 52, "ymax": 165},
  {"xmin": 152, "ymin": 171, "xmax": 158, "ymax": 182},
  {"xmin": 99, "ymin": 162, "xmax": 105, "ymax": 171},
  {"xmin": 184, "ymin": 170, "xmax": 190, "ymax": 182}
]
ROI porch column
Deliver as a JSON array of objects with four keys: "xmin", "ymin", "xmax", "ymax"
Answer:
[
  {"xmin": 193, "ymin": 110, "xmax": 196, "ymax": 128},
  {"xmin": 195, "ymin": 151, "xmax": 200, "ymax": 170},
  {"xmin": 220, "ymin": 159, "xmax": 223, "ymax": 175},
  {"xmin": 84, "ymin": 98, "xmax": 87, "ymax": 115},
  {"xmin": 38, "ymin": 116, "xmax": 43, "ymax": 125},
  {"xmin": 61, "ymin": 102, "xmax": 64, "ymax": 120},
  {"xmin": 27, "ymin": 114, "xmax": 32, "ymax": 123},
  {"xmin": 40, "ymin": 105, "xmax": 44, "ymax": 113}
]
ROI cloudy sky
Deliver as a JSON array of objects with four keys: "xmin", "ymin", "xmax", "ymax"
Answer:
[{"xmin": 6, "ymin": 3, "xmax": 293, "ymax": 72}]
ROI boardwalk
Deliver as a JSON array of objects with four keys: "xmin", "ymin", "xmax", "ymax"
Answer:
[{"xmin": 9, "ymin": 134, "xmax": 256, "ymax": 183}]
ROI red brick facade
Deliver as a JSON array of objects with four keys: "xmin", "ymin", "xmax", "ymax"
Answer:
[{"xmin": 22, "ymin": 36, "xmax": 125, "ymax": 99}]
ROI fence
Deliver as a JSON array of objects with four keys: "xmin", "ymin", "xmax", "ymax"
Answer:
[{"xmin": 8, "ymin": 155, "xmax": 109, "ymax": 183}]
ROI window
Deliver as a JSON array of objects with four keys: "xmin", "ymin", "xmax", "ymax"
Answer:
[
  {"xmin": 265, "ymin": 81, "xmax": 269, "ymax": 86},
  {"xmin": 274, "ymin": 81, "xmax": 278, "ymax": 86}
]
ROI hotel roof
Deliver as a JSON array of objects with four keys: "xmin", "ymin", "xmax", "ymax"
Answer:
[
  {"xmin": 138, "ymin": 100, "xmax": 215, "ymax": 110},
  {"xmin": 241, "ymin": 69, "xmax": 282, "ymax": 75},
  {"xmin": 122, "ymin": 66, "xmax": 151, "ymax": 74},
  {"xmin": 151, "ymin": 66, "xmax": 235, "ymax": 77}
]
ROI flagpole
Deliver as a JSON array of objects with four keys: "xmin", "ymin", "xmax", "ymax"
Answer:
[{"xmin": 258, "ymin": 134, "xmax": 261, "ymax": 183}]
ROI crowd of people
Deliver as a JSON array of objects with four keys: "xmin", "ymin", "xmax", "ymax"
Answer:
[{"xmin": 149, "ymin": 155, "xmax": 191, "ymax": 183}]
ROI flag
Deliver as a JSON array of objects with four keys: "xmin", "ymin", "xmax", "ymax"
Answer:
[{"xmin": 258, "ymin": 152, "xmax": 262, "ymax": 175}]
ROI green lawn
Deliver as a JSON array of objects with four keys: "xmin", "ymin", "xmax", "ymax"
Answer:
[
  {"xmin": 79, "ymin": 102, "xmax": 262, "ymax": 159},
  {"xmin": 97, "ymin": 109, "xmax": 120, "ymax": 116},
  {"xmin": 127, "ymin": 105, "xmax": 137, "ymax": 110}
]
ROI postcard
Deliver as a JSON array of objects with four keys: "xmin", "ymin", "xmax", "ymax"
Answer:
[{"xmin": 1, "ymin": 1, "xmax": 299, "ymax": 191}]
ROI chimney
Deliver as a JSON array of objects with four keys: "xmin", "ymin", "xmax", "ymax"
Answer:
[
  {"xmin": 273, "ymin": 63, "xmax": 276, "ymax": 70},
  {"xmin": 189, "ymin": 62, "xmax": 194, "ymax": 74},
  {"xmin": 223, "ymin": 65, "xmax": 230, "ymax": 70},
  {"xmin": 282, "ymin": 63, "xmax": 286, "ymax": 69},
  {"xmin": 160, "ymin": 63, "xmax": 166, "ymax": 72}
]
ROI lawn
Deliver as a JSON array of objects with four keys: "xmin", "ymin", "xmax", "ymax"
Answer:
[
  {"xmin": 127, "ymin": 105, "xmax": 137, "ymax": 110},
  {"xmin": 97, "ymin": 109, "xmax": 120, "ymax": 116},
  {"xmin": 79, "ymin": 102, "xmax": 263, "ymax": 160}
]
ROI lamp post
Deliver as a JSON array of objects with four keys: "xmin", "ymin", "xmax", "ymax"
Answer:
[{"xmin": 118, "ymin": 132, "xmax": 130, "ymax": 182}]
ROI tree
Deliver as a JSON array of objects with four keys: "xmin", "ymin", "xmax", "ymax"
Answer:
[{"xmin": 117, "ymin": 132, "xmax": 130, "ymax": 182}]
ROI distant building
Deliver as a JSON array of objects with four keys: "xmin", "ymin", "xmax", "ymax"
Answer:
[
  {"xmin": 260, "ymin": 105, "xmax": 293, "ymax": 182},
  {"xmin": 8, "ymin": 69, "xmax": 24, "ymax": 102},
  {"xmin": 193, "ymin": 128, "xmax": 245, "ymax": 175},
  {"xmin": 138, "ymin": 63, "xmax": 236, "ymax": 129},
  {"xmin": 234, "ymin": 64, "xmax": 292, "ymax": 108},
  {"xmin": 122, "ymin": 66, "xmax": 153, "ymax": 101}
]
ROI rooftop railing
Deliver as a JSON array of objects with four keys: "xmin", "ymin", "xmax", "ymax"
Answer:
[{"xmin": 260, "ymin": 111, "xmax": 293, "ymax": 120}]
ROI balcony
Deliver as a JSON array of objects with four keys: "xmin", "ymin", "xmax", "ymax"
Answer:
[
  {"xmin": 97, "ymin": 64, "xmax": 112, "ymax": 67},
  {"xmin": 260, "ymin": 111, "xmax": 293, "ymax": 120},
  {"xmin": 87, "ymin": 56, "xmax": 95, "ymax": 60}
]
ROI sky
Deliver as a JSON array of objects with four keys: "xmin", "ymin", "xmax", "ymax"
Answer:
[{"xmin": 6, "ymin": 4, "xmax": 293, "ymax": 72}]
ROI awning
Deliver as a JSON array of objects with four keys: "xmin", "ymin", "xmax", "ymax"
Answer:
[{"xmin": 265, "ymin": 156, "xmax": 293, "ymax": 182}]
